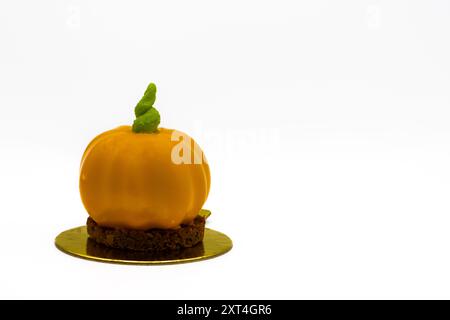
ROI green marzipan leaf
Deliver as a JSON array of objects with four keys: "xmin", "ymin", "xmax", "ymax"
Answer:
[{"xmin": 134, "ymin": 83, "xmax": 157, "ymax": 117}]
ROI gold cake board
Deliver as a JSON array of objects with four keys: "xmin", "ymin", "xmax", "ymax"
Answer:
[{"xmin": 55, "ymin": 210, "xmax": 232, "ymax": 265}]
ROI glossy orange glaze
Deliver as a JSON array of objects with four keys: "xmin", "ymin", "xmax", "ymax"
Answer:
[{"xmin": 79, "ymin": 126, "xmax": 210, "ymax": 230}]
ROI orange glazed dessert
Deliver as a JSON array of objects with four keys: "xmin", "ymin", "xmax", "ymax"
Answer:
[{"xmin": 80, "ymin": 83, "xmax": 211, "ymax": 251}]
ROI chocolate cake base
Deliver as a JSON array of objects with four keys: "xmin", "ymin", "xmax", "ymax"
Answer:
[
  {"xmin": 86, "ymin": 238, "xmax": 205, "ymax": 261},
  {"xmin": 86, "ymin": 216, "xmax": 205, "ymax": 251}
]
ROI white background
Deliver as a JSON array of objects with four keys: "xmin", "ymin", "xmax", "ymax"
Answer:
[{"xmin": 1, "ymin": 0, "xmax": 450, "ymax": 299}]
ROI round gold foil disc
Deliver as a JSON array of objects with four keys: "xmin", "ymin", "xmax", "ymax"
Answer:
[{"xmin": 55, "ymin": 211, "xmax": 232, "ymax": 265}]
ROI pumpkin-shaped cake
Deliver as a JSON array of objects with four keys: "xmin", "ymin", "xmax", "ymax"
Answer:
[{"xmin": 80, "ymin": 83, "xmax": 211, "ymax": 251}]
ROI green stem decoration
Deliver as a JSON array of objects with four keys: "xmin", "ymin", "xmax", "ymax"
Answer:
[{"xmin": 132, "ymin": 82, "xmax": 161, "ymax": 133}]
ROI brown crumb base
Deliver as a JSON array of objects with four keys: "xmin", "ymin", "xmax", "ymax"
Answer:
[
  {"xmin": 86, "ymin": 216, "xmax": 205, "ymax": 251},
  {"xmin": 86, "ymin": 238, "xmax": 205, "ymax": 261}
]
